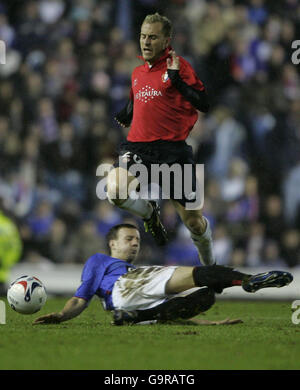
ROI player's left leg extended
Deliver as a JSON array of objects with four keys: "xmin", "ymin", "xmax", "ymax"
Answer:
[
  {"xmin": 112, "ymin": 286, "xmax": 215, "ymax": 325},
  {"xmin": 172, "ymin": 201, "xmax": 215, "ymax": 266}
]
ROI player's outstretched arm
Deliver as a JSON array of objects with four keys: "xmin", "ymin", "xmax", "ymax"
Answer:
[{"xmin": 33, "ymin": 297, "xmax": 88, "ymax": 325}]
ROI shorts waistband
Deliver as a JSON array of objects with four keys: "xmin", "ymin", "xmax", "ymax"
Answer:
[{"xmin": 125, "ymin": 140, "xmax": 187, "ymax": 146}]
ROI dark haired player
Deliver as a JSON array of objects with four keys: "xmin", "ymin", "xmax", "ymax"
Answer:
[{"xmin": 33, "ymin": 224, "xmax": 293, "ymax": 326}]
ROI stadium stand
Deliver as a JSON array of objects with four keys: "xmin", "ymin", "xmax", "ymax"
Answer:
[{"xmin": 0, "ymin": 0, "xmax": 299, "ymax": 270}]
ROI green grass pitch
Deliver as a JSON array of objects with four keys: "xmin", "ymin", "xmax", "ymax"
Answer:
[{"xmin": 1, "ymin": 297, "xmax": 300, "ymax": 370}]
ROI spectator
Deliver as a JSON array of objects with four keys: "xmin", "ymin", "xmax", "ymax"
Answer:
[
  {"xmin": 262, "ymin": 195, "xmax": 284, "ymax": 242},
  {"xmin": 65, "ymin": 219, "xmax": 107, "ymax": 263},
  {"xmin": 221, "ymin": 158, "xmax": 249, "ymax": 202},
  {"xmin": 23, "ymin": 200, "xmax": 54, "ymax": 258},
  {"xmin": 208, "ymin": 107, "xmax": 247, "ymax": 179},
  {"xmin": 27, "ymin": 200, "xmax": 54, "ymax": 238},
  {"xmin": 281, "ymin": 229, "xmax": 300, "ymax": 268},
  {"xmin": 263, "ymin": 240, "xmax": 286, "ymax": 268},
  {"xmin": 230, "ymin": 247, "xmax": 247, "ymax": 268},
  {"xmin": 283, "ymin": 161, "xmax": 300, "ymax": 227},
  {"xmin": 165, "ymin": 224, "xmax": 199, "ymax": 266},
  {"xmin": 46, "ymin": 218, "xmax": 68, "ymax": 263},
  {"xmin": 247, "ymin": 0, "xmax": 268, "ymax": 26},
  {"xmin": 94, "ymin": 201, "xmax": 122, "ymax": 238},
  {"xmin": 0, "ymin": 1, "xmax": 298, "ymax": 268},
  {"xmin": 246, "ymin": 222, "xmax": 265, "ymax": 267},
  {"xmin": 212, "ymin": 224, "xmax": 233, "ymax": 266}
]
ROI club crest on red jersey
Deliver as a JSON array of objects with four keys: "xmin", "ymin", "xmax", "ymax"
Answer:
[{"xmin": 162, "ymin": 71, "xmax": 169, "ymax": 83}]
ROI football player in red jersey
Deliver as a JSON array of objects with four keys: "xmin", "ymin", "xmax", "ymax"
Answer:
[{"xmin": 107, "ymin": 13, "xmax": 214, "ymax": 266}]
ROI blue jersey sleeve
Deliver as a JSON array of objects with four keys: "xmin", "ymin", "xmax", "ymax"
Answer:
[{"xmin": 74, "ymin": 254, "xmax": 106, "ymax": 302}]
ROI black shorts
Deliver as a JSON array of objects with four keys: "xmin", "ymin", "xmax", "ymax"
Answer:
[{"xmin": 113, "ymin": 140, "xmax": 198, "ymax": 207}]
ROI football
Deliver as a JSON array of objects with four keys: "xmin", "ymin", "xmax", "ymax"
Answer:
[{"xmin": 7, "ymin": 275, "xmax": 47, "ymax": 314}]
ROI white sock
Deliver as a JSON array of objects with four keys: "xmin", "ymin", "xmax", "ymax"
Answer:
[
  {"xmin": 117, "ymin": 197, "xmax": 153, "ymax": 220},
  {"xmin": 190, "ymin": 217, "xmax": 216, "ymax": 266}
]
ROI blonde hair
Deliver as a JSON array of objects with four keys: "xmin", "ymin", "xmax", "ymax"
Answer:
[{"xmin": 142, "ymin": 13, "xmax": 173, "ymax": 38}]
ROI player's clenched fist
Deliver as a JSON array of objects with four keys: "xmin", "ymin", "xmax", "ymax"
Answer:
[{"xmin": 166, "ymin": 50, "xmax": 180, "ymax": 70}]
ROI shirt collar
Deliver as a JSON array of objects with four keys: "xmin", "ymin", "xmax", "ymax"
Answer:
[{"xmin": 137, "ymin": 46, "xmax": 172, "ymax": 70}]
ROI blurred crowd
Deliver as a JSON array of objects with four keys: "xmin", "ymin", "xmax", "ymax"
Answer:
[{"xmin": 0, "ymin": 0, "xmax": 300, "ymax": 269}]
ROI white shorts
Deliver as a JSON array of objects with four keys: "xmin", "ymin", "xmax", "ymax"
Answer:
[{"xmin": 112, "ymin": 266, "xmax": 178, "ymax": 311}]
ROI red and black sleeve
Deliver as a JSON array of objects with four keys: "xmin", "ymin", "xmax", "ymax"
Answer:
[
  {"xmin": 167, "ymin": 69, "xmax": 210, "ymax": 113},
  {"xmin": 115, "ymin": 99, "xmax": 133, "ymax": 127}
]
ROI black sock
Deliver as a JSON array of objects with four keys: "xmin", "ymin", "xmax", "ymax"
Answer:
[{"xmin": 192, "ymin": 265, "xmax": 251, "ymax": 292}]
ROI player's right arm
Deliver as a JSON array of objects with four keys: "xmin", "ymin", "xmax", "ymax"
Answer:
[
  {"xmin": 114, "ymin": 90, "xmax": 134, "ymax": 128},
  {"xmin": 33, "ymin": 297, "xmax": 88, "ymax": 324},
  {"xmin": 167, "ymin": 50, "xmax": 209, "ymax": 113},
  {"xmin": 33, "ymin": 255, "xmax": 106, "ymax": 325}
]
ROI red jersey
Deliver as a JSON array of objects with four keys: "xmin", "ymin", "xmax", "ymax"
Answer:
[{"xmin": 127, "ymin": 48, "xmax": 205, "ymax": 142}]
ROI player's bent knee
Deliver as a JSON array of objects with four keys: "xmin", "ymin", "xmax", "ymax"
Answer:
[
  {"xmin": 107, "ymin": 168, "xmax": 135, "ymax": 205},
  {"xmin": 181, "ymin": 287, "xmax": 215, "ymax": 318},
  {"xmin": 107, "ymin": 190, "xmax": 127, "ymax": 206},
  {"xmin": 184, "ymin": 216, "xmax": 206, "ymax": 235},
  {"xmin": 167, "ymin": 287, "xmax": 215, "ymax": 320},
  {"xmin": 107, "ymin": 178, "xmax": 128, "ymax": 206},
  {"xmin": 107, "ymin": 185, "xmax": 125, "ymax": 205}
]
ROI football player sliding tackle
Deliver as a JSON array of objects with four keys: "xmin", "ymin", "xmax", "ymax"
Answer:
[{"xmin": 33, "ymin": 224, "xmax": 293, "ymax": 326}]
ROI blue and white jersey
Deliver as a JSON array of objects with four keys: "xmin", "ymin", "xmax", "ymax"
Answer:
[{"xmin": 74, "ymin": 253, "xmax": 135, "ymax": 310}]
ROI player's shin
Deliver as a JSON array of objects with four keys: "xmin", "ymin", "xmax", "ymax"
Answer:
[
  {"xmin": 192, "ymin": 265, "xmax": 251, "ymax": 293},
  {"xmin": 190, "ymin": 217, "xmax": 215, "ymax": 265}
]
